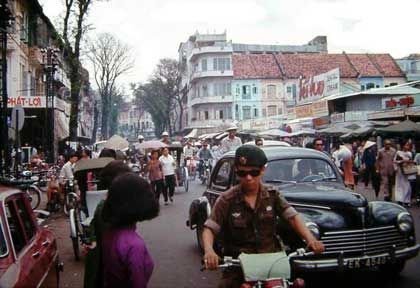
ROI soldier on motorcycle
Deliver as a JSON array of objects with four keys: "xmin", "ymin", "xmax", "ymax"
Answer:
[{"xmin": 202, "ymin": 145, "xmax": 325, "ymax": 288}]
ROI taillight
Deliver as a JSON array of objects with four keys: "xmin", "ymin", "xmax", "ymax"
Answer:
[{"xmin": 291, "ymin": 278, "xmax": 305, "ymax": 288}]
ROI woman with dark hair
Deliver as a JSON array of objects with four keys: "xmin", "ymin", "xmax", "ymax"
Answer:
[
  {"xmin": 146, "ymin": 150, "xmax": 165, "ymax": 204},
  {"xmin": 99, "ymin": 148, "xmax": 117, "ymax": 159},
  {"xmin": 101, "ymin": 173, "xmax": 159, "ymax": 288},
  {"xmin": 394, "ymin": 141, "xmax": 414, "ymax": 207},
  {"xmin": 83, "ymin": 160, "xmax": 132, "ymax": 288}
]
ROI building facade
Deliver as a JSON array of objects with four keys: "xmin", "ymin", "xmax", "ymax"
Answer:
[
  {"xmin": 178, "ymin": 32, "xmax": 327, "ymax": 133},
  {"xmin": 396, "ymin": 54, "xmax": 420, "ymax": 82},
  {"xmin": 118, "ymin": 100, "xmax": 155, "ymax": 140}
]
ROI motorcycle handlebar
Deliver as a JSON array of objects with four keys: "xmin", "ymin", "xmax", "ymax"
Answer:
[{"xmin": 200, "ymin": 248, "xmax": 313, "ymax": 271}]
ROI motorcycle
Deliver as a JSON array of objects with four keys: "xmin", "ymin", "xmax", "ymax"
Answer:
[
  {"xmin": 199, "ymin": 159, "xmax": 211, "ymax": 185},
  {"xmin": 202, "ymin": 249, "xmax": 307, "ymax": 288}
]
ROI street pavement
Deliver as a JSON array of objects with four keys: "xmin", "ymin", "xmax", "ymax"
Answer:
[{"xmin": 45, "ymin": 179, "xmax": 420, "ymax": 288}]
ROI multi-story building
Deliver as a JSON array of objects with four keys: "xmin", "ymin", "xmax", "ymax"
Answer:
[
  {"xmin": 396, "ymin": 54, "xmax": 420, "ymax": 82},
  {"xmin": 178, "ymin": 32, "xmax": 327, "ymax": 133},
  {"xmin": 2, "ymin": 0, "xmax": 79, "ymax": 155},
  {"xmin": 118, "ymin": 100, "xmax": 155, "ymax": 140}
]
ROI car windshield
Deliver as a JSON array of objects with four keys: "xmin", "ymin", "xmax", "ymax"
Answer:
[{"xmin": 263, "ymin": 158, "xmax": 337, "ymax": 183}]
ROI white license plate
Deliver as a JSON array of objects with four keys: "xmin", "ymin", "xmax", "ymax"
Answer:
[{"xmin": 347, "ymin": 256, "xmax": 389, "ymax": 269}]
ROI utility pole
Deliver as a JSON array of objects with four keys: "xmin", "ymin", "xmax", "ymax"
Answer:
[
  {"xmin": 0, "ymin": 0, "xmax": 13, "ymax": 175},
  {"xmin": 41, "ymin": 47, "xmax": 59, "ymax": 164}
]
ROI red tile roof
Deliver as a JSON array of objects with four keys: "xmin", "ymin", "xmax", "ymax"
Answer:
[
  {"xmin": 346, "ymin": 54, "xmax": 381, "ymax": 76},
  {"xmin": 367, "ymin": 54, "xmax": 405, "ymax": 77},
  {"xmin": 275, "ymin": 53, "xmax": 358, "ymax": 78},
  {"xmin": 233, "ymin": 54, "xmax": 282, "ymax": 79},
  {"xmin": 232, "ymin": 52, "xmax": 405, "ymax": 79}
]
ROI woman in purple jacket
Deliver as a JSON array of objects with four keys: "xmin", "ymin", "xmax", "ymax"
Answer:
[{"xmin": 101, "ymin": 173, "xmax": 159, "ymax": 288}]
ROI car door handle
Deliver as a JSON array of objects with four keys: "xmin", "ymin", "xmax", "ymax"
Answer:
[
  {"xmin": 42, "ymin": 240, "xmax": 50, "ymax": 247},
  {"xmin": 32, "ymin": 251, "xmax": 41, "ymax": 258}
]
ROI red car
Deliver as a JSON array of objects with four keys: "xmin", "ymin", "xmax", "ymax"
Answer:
[{"xmin": 0, "ymin": 186, "xmax": 63, "ymax": 287}]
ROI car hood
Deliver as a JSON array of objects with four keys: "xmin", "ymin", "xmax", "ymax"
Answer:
[{"xmin": 281, "ymin": 182, "xmax": 368, "ymax": 209}]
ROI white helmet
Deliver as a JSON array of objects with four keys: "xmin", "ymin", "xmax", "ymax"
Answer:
[
  {"xmin": 138, "ymin": 135, "xmax": 144, "ymax": 140},
  {"xmin": 161, "ymin": 131, "xmax": 169, "ymax": 137},
  {"xmin": 226, "ymin": 125, "xmax": 238, "ymax": 132}
]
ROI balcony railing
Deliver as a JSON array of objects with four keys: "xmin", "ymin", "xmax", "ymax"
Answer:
[
  {"xmin": 190, "ymin": 70, "xmax": 233, "ymax": 81},
  {"xmin": 189, "ymin": 45, "xmax": 233, "ymax": 61},
  {"xmin": 29, "ymin": 47, "xmax": 43, "ymax": 67},
  {"xmin": 190, "ymin": 95, "xmax": 233, "ymax": 106}
]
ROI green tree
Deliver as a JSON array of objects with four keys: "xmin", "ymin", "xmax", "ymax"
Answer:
[{"xmin": 132, "ymin": 58, "xmax": 182, "ymax": 137}]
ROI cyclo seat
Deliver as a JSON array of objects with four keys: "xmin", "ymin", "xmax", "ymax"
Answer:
[{"xmin": 81, "ymin": 190, "xmax": 107, "ymax": 227}]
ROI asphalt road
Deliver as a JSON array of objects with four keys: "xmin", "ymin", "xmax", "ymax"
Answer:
[{"xmin": 46, "ymin": 180, "xmax": 420, "ymax": 288}]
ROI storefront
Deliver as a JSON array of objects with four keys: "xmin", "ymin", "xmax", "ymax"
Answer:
[{"xmin": 7, "ymin": 96, "xmax": 70, "ymax": 157}]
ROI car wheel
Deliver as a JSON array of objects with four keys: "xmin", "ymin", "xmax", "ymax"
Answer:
[
  {"xmin": 196, "ymin": 225, "xmax": 204, "ymax": 254},
  {"xmin": 380, "ymin": 260, "xmax": 405, "ymax": 277}
]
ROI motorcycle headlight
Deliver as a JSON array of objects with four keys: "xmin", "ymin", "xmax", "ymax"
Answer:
[
  {"xmin": 397, "ymin": 212, "xmax": 413, "ymax": 234},
  {"xmin": 306, "ymin": 222, "xmax": 320, "ymax": 240}
]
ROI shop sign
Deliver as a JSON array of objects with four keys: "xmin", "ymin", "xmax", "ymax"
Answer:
[
  {"xmin": 406, "ymin": 106, "xmax": 420, "ymax": 116},
  {"xmin": 331, "ymin": 113, "xmax": 345, "ymax": 123},
  {"xmin": 252, "ymin": 119, "xmax": 268, "ymax": 131},
  {"xmin": 295, "ymin": 104, "xmax": 313, "ymax": 118},
  {"xmin": 298, "ymin": 68, "xmax": 340, "ymax": 105},
  {"xmin": 286, "ymin": 107, "xmax": 296, "ymax": 120},
  {"xmin": 368, "ymin": 109, "xmax": 405, "ymax": 120},
  {"xmin": 381, "ymin": 95, "xmax": 420, "ymax": 109},
  {"xmin": 7, "ymin": 96, "xmax": 46, "ymax": 108},
  {"xmin": 312, "ymin": 100, "xmax": 329, "ymax": 117},
  {"xmin": 313, "ymin": 116, "xmax": 330, "ymax": 129},
  {"xmin": 345, "ymin": 111, "xmax": 370, "ymax": 121}
]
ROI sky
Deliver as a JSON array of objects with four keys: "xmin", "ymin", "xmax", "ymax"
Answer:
[{"xmin": 38, "ymin": 0, "xmax": 420, "ymax": 90}]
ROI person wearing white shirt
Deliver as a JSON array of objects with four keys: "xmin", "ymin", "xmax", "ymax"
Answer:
[
  {"xmin": 59, "ymin": 152, "xmax": 79, "ymax": 184},
  {"xmin": 221, "ymin": 126, "xmax": 243, "ymax": 154},
  {"xmin": 159, "ymin": 147, "xmax": 176, "ymax": 205}
]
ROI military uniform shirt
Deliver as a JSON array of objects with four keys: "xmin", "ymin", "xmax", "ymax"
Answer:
[{"xmin": 204, "ymin": 184, "xmax": 298, "ymax": 257}]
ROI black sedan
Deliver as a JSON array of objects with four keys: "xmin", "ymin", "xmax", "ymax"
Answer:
[{"xmin": 187, "ymin": 146, "xmax": 419, "ymax": 275}]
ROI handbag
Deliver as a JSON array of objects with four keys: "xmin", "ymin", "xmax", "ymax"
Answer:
[{"xmin": 401, "ymin": 162, "xmax": 417, "ymax": 176}]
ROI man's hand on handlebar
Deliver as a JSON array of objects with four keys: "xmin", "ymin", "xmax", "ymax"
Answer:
[{"xmin": 203, "ymin": 248, "xmax": 220, "ymax": 270}]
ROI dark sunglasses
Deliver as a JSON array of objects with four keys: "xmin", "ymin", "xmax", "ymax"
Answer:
[{"xmin": 236, "ymin": 169, "xmax": 261, "ymax": 177}]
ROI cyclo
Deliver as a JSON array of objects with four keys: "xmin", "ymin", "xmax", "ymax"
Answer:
[
  {"xmin": 167, "ymin": 142, "xmax": 190, "ymax": 193},
  {"xmin": 68, "ymin": 157, "xmax": 114, "ymax": 261}
]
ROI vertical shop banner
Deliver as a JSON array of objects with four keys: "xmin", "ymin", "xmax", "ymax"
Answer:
[{"xmin": 298, "ymin": 68, "xmax": 340, "ymax": 105}]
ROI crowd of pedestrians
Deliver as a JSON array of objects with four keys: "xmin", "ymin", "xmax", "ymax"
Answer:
[{"xmin": 307, "ymin": 137, "xmax": 419, "ymax": 207}]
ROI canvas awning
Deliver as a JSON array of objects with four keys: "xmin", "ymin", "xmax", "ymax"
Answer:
[
  {"xmin": 54, "ymin": 110, "xmax": 69, "ymax": 141},
  {"xmin": 184, "ymin": 128, "xmax": 198, "ymax": 139},
  {"xmin": 376, "ymin": 120, "xmax": 420, "ymax": 136},
  {"xmin": 324, "ymin": 86, "xmax": 420, "ymax": 102}
]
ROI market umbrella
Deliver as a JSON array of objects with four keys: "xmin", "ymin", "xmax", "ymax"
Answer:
[
  {"xmin": 288, "ymin": 129, "xmax": 316, "ymax": 137},
  {"xmin": 137, "ymin": 140, "xmax": 168, "ymax": 150},
  {"xmin": 104, "ymin": 135, "xmax": 129, "ymax": 151},
  {"xmin": 340, "ymin": 126, "xmax": 375, "ymax": 139},
  {"xmin": 344, "ymin": 123, "xmax": 362, "ymax": 130},
  {"xmin": 376, "ymin": 120, "xmax": 420, "ymax": 136},
  {"xmin": 258, "ymin": 129, "xmax": 291, "ymax": 137},
  {"xmin": 318, "ymin": 126, "xmax": 352, "ymax": 136},
  {"xmin": 74, "ymin": 157, "xmax": 114, "ymax": 173}
]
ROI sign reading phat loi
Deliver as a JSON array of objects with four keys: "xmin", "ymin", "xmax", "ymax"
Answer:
[
  {"xmin": 298, "ymin": 68, "xmax": 340, "ymax": 105},
  {"xmin": 8, "ymin": 96, "xmax": 46, "ymax": 108}
]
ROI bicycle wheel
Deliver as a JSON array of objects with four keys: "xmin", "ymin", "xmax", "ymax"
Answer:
[
  {"xmin": 183, "ymin": 167, "xmax": 189, "ymax": 192},
  {"xmin": 69, "ymin": 208, "xmax": 80, "ymax": 261},
  {"xmin": 26, "ymin": 186, "xmax": 41, "ymax": 210}
]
